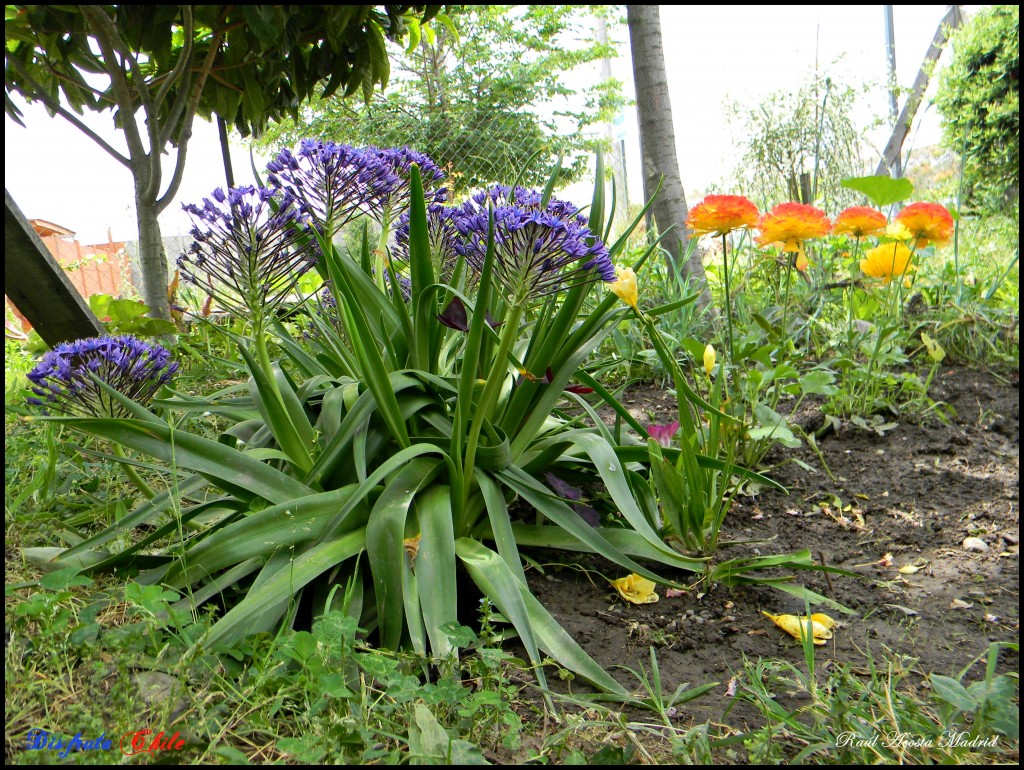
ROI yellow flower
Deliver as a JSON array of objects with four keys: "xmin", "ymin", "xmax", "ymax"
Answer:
[
  {"xmin": 884, "ymin": 221, "xmax": 914, "ymax": 242},
  {"xmin": 703, "ymin": 344, "xmax": 716, "ymax": 376},
  {"xmin": 861, "ymin": 242, "xmax": 915, "ymax": 284},
  {"xmin": 610, "ymin": 573, "xmax": 659, "ymax": 604},
  {"xmin": 609, "ymin": 266, "xmax": 638, "ymax": 310}
]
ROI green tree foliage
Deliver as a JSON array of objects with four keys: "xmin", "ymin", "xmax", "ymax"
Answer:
[
  {"xmin": 728, "ymin": 74, "xmax": 869, "ymax": 211},
  {"xmin": 256, "ymin": 5, "xmax": 626, "ymax": 193},
  {"xmin": 4, "ymin": 5, "xmax": 439, "ymax": 320},
  {"xmin": 936, "ymin": 5, "xmax": 1020, "ymax": 212}
]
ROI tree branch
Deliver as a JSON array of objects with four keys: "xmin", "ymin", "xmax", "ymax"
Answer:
[
  {"xmin": 77, "ymin": 6, "xmax": 149, "ymax": 178},
  {"xmin": 153, "ymin": 7, "xmax": 195, "ymax": 112},
  {"xmin": 156, "ymin": 16, "xmax": 226, "ymax": 213}
]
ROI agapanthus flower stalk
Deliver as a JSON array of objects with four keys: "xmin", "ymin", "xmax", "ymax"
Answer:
[
  {"xmin": 370, "ymin": 146, "xmax": 448, "ymax": 221},
  {"xmin": 393, "ymin": 203, "xmax": 466, "ymax": 287},
  {"xmin": 178, "ymin": 185, "xmax": 319, "ymax": 321},
  {"xmin": 27, "ymin": 335, "xmax": 178, "ymax": 418}
]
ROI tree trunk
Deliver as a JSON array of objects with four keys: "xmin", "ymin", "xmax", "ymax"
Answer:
[
  {"xmin": 627, "ymin": 5, "xmax": 712, "ymax": 312},
  {"xmin": 135, "ymin": 192, "xmax": 170, "ymax": 323}
]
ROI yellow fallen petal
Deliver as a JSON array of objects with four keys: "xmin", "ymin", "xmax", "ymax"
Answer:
[
  {"xmin": 809, "ymin": 613, "xmax": 836, "ymax": 630},
  {"xmin": 762, "ymin": 611, "xmax": 832, "ymax": 645},
  {"xmin": 611, "ymin": 573, "xmax": 659, "ymax": 604}
]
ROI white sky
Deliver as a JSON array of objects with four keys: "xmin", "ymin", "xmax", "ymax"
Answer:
[{"xmin": 4, "ymin": 5, "xmax": 978, "ymax": 245}]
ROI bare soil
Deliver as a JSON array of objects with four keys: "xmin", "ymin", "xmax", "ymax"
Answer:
[{"xmin": 522, "ymin": 365, "xmax": 1019, "ymax": 737}]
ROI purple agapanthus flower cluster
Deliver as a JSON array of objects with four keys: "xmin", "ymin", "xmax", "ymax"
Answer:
[
  {"xmin": 452, "ymin": 185, "xmax": 614, "ymax": 302},
  {"xmin": 392, "ymin": 203, "xmax": 466, "ymax": 285},
  {"xmin": 370, "ymin": 146, "xmax": 448, "ymax": 218},
  {"xmin": 266, "ymin": 140, "xmax": 403, "ymax": 232},
  {"xmin": 177, "ymin": 185, "xmax": 319, "ymax": 318},
  {"xmin": 26, "ymin": 335, "xmax": 178, "ymax": 418}
]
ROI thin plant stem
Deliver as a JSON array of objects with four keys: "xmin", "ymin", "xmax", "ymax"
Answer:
[
  {"xmin": 847, "ymin": 236, "xmax": 862, "ymax": 358},
  {"xmin": 721, "ymin": 232, "xmax": 736, "ymax": 365},
  {"xmin": 112, "ymin": 443, "xmax": 156, "ymax": 499},
  {"xmin": 462, "ymin": 301, "xmax": 526, "ymax": 512},
  {"xmin": 771, "ymin": 255, "xmax": 796, "ymax": 409}
]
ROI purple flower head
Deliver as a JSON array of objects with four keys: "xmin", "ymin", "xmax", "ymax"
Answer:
[
  {"xmin": 178, "ymin": 185, "xmax": 319, "ymax": 318},
  {"xmin": 646, "ymin": 421, "xmax": 680, "ymax": 448},
  {"xmin": 452, "ymin": 185, "xmax": 614, "ymax": 302},
  {"xmin": 266, "ymin": 141, "xmax": 401, "ymax": 232},
  {"xmin": 369, "ymin": 146, "xmax": 448, "ymax": 219},
  {"xmin": 393, "ymin": 203, "xmax": 467, "ymax": 286},
  {"xmin": 26, "ymin": 335, "xmax": 178, "ymax": 418}
]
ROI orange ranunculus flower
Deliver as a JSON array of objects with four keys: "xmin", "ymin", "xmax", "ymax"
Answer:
[
  {"xmin": 860, "ymin": 242, "xmax": 915, "ymax": 283},
  {"xmin": 894, "ymin": 202, "xmax": 954, "ymax": 249},
  {"xmin": 686, "ymin": 195, "xmax": 760, "ymax": 237},
  {"xmin": 833, "ymin": 206, "xmax": 887, "ymax": 238},
  {"xmin": 755, "ymin": 202, "xmax": 832, "ymax": 252}
]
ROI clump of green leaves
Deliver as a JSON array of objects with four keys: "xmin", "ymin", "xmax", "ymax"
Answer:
[{"xmin": 936, "ymin": 6, "xmax": 1020, "ymax": 213}]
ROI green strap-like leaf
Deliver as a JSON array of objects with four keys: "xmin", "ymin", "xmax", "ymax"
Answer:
[
  {"xmin": 456, "ymin": 538, "xmax": 627, "ymax": 696},
  {"xmin": 498, "ymin": 466, "xmax": 667, "ymax": 585},
  {"xmin": 366, "ymin": 458, "xmax": 443, "ymax": 650},
  {"xmin": 508, "ymin": 524, "xmax": 705, "ymax": 574},
  {"xmin": 413, "ymin": 484, "xmax": 458, "ymax": 660},
  {"xmin": 51, "ymin": 418, "xmax": 314, "ymax": 504},
  {"xmin": 163, "ymin": 486, "xmax": 362, "ymax": 588},
  {"xmin": 201, "ymin": 528, "xmax": 367, "ymax": 650},
  {"xmin": 57, "ymin": 474, "xmax": 208, "ymax": 560},
  {"xmin": 237, "ymin": 344, "xmax": 314, "ymax": 472}
]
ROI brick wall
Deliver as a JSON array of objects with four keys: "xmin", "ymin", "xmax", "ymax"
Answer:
[{"xmin": 5, "ymin": 221, "xmax": 132, "ymax": 334}]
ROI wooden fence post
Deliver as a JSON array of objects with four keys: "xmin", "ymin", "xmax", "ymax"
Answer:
[{"xmin": 5, "ymin": 188, "xmax": 105, "ymax": 346}]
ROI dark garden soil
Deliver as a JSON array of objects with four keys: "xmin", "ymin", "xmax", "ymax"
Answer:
[{"xmin": 518, "ymin": 364, "xmax": 1019, "ymax": 744}]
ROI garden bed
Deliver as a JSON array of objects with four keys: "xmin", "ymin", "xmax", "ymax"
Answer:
[{"xmin": 514, "ymin": 364, "xmax": 1018, "ymax": 756}]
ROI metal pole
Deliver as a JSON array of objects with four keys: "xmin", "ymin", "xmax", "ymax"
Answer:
[{"xmin": 884, "ymin": 6, "xmax": 902, "ymax": 178}]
